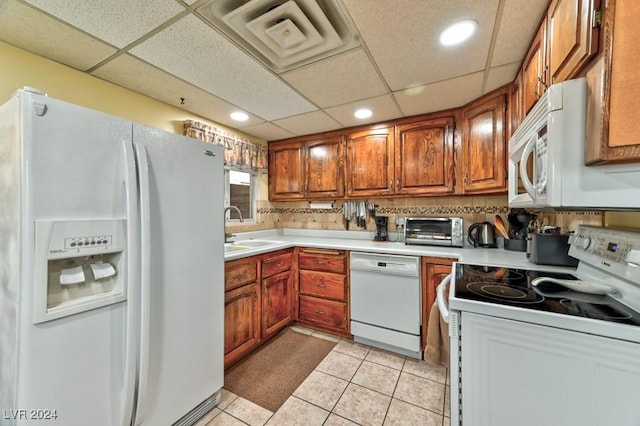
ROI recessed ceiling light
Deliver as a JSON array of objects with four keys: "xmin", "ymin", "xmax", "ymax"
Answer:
[
  {"xmin": 439, "ymin": 20, "xmax": 477, "ymax": 46},
  {"xmin": 354, "ymin": 108, "xmax": 372, "ymax": 119},
  {"xmin": 230, "ymin": 111, "xmax": 249, "ymax": 122}
]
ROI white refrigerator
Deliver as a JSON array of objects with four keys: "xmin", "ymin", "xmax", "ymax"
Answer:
[{"xmin": 0, "ymin": 88, "xmax": 224, "ymax": 425}]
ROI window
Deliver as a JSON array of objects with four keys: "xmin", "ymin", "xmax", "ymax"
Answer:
[{"xmin": 224, "ymin": 169, "xmax": 256, "ymax": 222}]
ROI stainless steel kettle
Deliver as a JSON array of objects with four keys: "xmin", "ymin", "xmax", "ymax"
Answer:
[{"xmin": 467, "ymin": 222, "xmax": 497, "ymax": 248}]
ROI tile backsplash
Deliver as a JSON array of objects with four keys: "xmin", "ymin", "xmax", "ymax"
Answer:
[{"xmin": 225, "ymin": 195, "xmax": 603, "ymax": 235}]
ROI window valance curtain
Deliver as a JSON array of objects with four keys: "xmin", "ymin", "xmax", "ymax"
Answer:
[{"xmin": 183, "ymin": 119, "xmax": 267, "ymax": 173}]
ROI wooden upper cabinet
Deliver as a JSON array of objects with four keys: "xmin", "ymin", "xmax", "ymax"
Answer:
[
  {"xmin": 508, "ymin": 72, "xmax": 523, "ymax": 137},
  {"xmin": 394, "ymin": 117, "xmax": 455, "ymax": 196},
  {"xmin": 586, "ymin": 0, "xmax": 640, "ymax": 164},
  {"xmin": 268, "ymin": 141, "xmax": 305, "ymax": 200},
  {"xmin": 268, "ymin": 136, "xmax": 344, "ymax": 201},
  {"xmin": 346, "ymin": 127, "xmax": 394, "ymax": 197},
  {"xmin": 522, "ymin": 21, "xmax": 547, "ymax": 114},
  {"xmin": 306, "ymin": 136, "xmax": 344, "ymax": 199},
  {"xmin": 547, "ymin": 0, "xmax": 599, "ymax": 85},
  {"xmin": 460, "ymin": 92, "xmax": 507, "ymax": 194}
]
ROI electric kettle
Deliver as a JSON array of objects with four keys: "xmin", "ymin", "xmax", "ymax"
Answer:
[{"xmin": 467, "ymin": 222, "xmax": 497, "ymax": 248}]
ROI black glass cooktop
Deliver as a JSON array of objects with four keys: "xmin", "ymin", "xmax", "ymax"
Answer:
[{"xmin": 454, "ymin": 263, "xmax": 640, "ymax": 326}]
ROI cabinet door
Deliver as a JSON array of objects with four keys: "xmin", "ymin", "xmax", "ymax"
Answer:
[
  {"xmin": 346, "ymin": 127, "xmax": 394, "ymax": 197},
  {"xmin": 224, "ymin": 283, "xmax": 260, "ymax": 368},
  {"xmin": 460, "ymin": 93, "xmax": 507, "ymax": 194},
  {"xmin": 508, "ymin": 73, "xmax": 523, "ymax": 137},
  {"xmin": 268, "ymin": 140, "xmax": 305, "ymax": 200},
  {"xmin": 306, "ymin": 136, "xmax": 345, "ymax": 199},
  {"xmin": 585, "ymin": 0, "xmax": 640, "ymax": 165},
  {"xmin": 262, "ymin": 270, "xmax": 293, "ymax": 338},
  {"xmin": 421, "ymin": 258, "xmax": 454, "ymax": 351},
  {"xmin": 547, "ymin": 0, "xmax": 599, "ymax": 84},
  {"xmin": 395, "ymin": 117, "xmax": 455, "ymax": 196},
  {"xmin": 522, "ymin": 22, "xmax": 547, "ymax": 114}
]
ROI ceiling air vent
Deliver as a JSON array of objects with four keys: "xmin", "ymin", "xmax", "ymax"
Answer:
[{"xmin": 197, "ymin": 0, "xmax": 360, "ymax": 74}]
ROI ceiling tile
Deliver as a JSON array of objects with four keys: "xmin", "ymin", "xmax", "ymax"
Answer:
[
  {"xmin": 130, "ymin": 15, "xmax": 317, "ymax": 121},
  {"xmin": 393, "ymin": 72, "xmax": 484, "ymax": 116},
  {"xmin": 342, "ymin": 0, "xmax": 499, "ymax": 90},
  {"xmin": 240, "ymin": 122, "xmax": 295, "ymax": 141},
  {"xmin": 91, "ymin": 54, "xmax": 264, "ymax": 128},
  {"xmin": 324, "ymin": 94, "xmax": 402, "ymax": 128},
  {"xmin": 491, "ymin": 0, "xmax": 548, "ymax": 67},
  {"xmin": 24, "ymin": 0, "xmax": 185, "ymax": 48},
  {"xmin": 0, "ymin": 0, "xmax": 116, "ymax": 71},
  {"xmin": 485, "ymin": 62, "xmax": 520, "ymax": 93},
  {"xmin": 281, "ymin": 48, "xmax": 387, "ymax": 108},
  {"xmin": 272, "ymin": 110, "xmax": 342, "ymax": 136}
]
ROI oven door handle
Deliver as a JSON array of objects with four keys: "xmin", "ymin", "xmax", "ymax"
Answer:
[{"xmin": 436, "ymin": 274, "xmax": 451, "ymax": 324}]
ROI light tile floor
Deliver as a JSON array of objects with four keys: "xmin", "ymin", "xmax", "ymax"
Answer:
[{"xmin": 196, "ymin": 326, "xmax": 450, "ymax": 426}]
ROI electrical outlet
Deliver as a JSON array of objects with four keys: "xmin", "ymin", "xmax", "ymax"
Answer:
[{"xmin": 396, "ymin": 217, "xmax": 406, "ymax": 228}]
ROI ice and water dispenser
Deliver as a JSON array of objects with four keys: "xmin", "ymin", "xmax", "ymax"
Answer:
[{"xmin": 34, "ymin": 219, "xmax": 126, "ymax": 323}]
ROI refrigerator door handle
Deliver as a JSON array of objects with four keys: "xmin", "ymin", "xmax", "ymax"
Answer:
[
  {"xmin": 133, "ymin": 142, "xmax": 152, "ymax": 425},
  {"xmin": 120, "ymin": 140, "xmax": 139, "ymax": 426}
]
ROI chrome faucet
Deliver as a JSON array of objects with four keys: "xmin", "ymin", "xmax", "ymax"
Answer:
[{"xmin": 224, "ymin": 205, "xmax": 244, "ymax": 222}]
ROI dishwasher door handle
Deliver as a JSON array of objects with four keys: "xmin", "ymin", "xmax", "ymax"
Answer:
[{"xmin": 436, "ymin": 274, "xmax": 451, "ymax": 324}]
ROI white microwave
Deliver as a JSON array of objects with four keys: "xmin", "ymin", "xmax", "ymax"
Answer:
[{"xmin": 508, "ymin": 77, "xmax": 640, "ymax": 209}]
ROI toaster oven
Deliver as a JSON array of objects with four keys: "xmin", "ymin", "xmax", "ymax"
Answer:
[{"xmin": 404, "ymin": 217, "xmax": 463, "ymax": 247}]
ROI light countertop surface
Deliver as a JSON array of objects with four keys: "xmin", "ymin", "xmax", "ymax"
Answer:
[{"xmin": 224, "ymin": 228, "xmax": 576, "ymax": 273}]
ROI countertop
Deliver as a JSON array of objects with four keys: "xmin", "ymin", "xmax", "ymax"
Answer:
[{"xmin": 224, "ymin": 228, "xmax": 576, "ymax": 272}]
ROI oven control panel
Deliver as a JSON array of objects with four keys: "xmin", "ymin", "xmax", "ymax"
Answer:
[{"xmin": 569, "ymin": 225, "xmax": 640, "ymax": 277}]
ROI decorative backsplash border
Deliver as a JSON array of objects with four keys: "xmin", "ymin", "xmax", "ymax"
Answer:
[{"xmin": 258, "ymin": 206, "xmax": 604, "ymax": 216}]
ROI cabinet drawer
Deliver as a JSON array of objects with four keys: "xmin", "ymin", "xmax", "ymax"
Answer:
[
  {"xmin": 262, "ymin": 251, "xmax": 293, "ymax": 278},
  {"xmin": 298, "ymin": 250, "xmax": 346, "ymax": 274},
  {"xmin": 299, "ymin": 296, "xmax": 347, "ymax": 330},
  {"xmin": 225, "ymin": 259, "xmax": 258, "ymax": 291},
  {"xmin": 299, "ymin": 271, "xmax": 346, "ymax": 301}
]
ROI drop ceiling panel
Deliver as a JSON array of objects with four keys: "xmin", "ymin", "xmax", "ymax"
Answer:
[
  {"xmin": 393, "ymin": 72, "xmax": 484, "ymax": 116},
  {"xmin": 281, "ymin": 48, "xmax": 387, "ymax": 108},
  {"xmin": 241, "ymin": 122, "xmax": 295, "ymax": 141},
  {"xmin": 491, "ymin": 0, "xmax": 549, "ymax": 67},
  {"xmin": 91, "ymin": 54, "xmax": 264, "ymax": 128},
  {"xmin": 324, "ymin": 94, "xmax": 402, "ymax": 128},
  {"xmin": 0, "ymin": 0, "xmax": 116, "ymax": 71},
  {"xmin": 342, "ymin": 0, "xmax": 499, "ymax": 91},
  {"xmin": 24, "ymin": 0, "xmax": 185, "ymax": 49},
  {"xmin": 272, "ymin": 110, "xmax": 342, "ymax": 136},
  {"xmin": 485, "ymin": 62, "xmax": 521, "ymax": 93},
  {"xmin": 130, "ymin": 14, "xmax": 317, "ymax": 121}
]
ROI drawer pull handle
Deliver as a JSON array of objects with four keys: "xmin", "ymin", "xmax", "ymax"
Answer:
[
  {"xmin": 233, "ymin": 273, "xmax": 246, "ymax": 280},
  {"xmin": 316, "ymin": 310, "xmax": 325, "ymax": 315},
  {"xmin": 316, "ymin": 283, "xmax": 326, "ymax": 288},
  {"xmin": 275, "ymin": 262, "xmax": 283, "ymax": 267},
  {"xmin": 315, "ymin": 260, "xmax": 326, "ymax": 265}
]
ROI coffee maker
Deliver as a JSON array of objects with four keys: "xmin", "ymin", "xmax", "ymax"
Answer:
[{"xmin": 374, "ymin": 216, "xmax": 389, "ymax": 241}]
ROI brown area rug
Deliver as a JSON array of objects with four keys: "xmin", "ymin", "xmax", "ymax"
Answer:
[{"xmin": 224, "ymin": 328, "xmax": 337, "ymax": 412}]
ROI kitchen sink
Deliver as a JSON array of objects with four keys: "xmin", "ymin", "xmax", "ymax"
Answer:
[
  {"xmin": 224, "ymin": 239, "xmax": 284, "ymax": 254},
  {"xmin": 232, "ymin": 239, "xmax": 282, "ymax": 248},
  {"xmin": 224, "ymin": 243, "xmax": 251, "ymax": 253}
]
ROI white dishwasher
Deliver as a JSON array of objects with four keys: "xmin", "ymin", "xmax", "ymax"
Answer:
[{"xmin": 350, "ymin": 252, "xmax": 421, "ymax": 358}]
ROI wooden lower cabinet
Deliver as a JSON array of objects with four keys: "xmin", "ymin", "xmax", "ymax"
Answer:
[
  {"xmin": 224, "ymin": 283, "xmax": 260, "ymax": 368},
  {"xmin": 297, "ymin": 248, "xmax": 350, "ymax": 336},
  {"xmin": 224, "ymin": 249, "xmax": 294, "ymax": 368},
  {"xmin": 262, "ymin": 270, "xmax": 294, "ymax": 339},
  {"xmin": 421, "ymin": 257, "xmax": 455, "ymax": 352}
]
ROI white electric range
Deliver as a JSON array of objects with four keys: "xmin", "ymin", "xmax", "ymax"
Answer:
[{"xmin": 438, "ymin": 225, "xmax": 640, "ymax": 426}]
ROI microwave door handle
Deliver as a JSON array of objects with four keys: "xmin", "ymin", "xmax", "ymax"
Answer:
[{"xmin": 519, "ymin": 136, "xmax": 537, "ymax": 198}]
